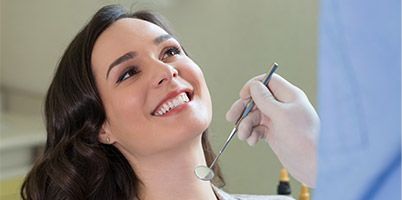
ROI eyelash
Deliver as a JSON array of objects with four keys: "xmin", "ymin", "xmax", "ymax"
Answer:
[
  {"xmin": 116, "ymin": 46, "xmax": 182, "ymax": 84},
  {"xmin": 116, "ymin": 66, "xmax": 140, "ymax": 83},
  {"xmin": 162, "ymin": 46, "xmax": 182, "ymax": 60}
]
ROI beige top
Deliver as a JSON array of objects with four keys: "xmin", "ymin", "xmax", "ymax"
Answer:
[
  {"xmin": 213, "ymin": 185, "xmax": 295, "ymax": 200},
  {"xmin": 133, "ymin": 185, "xmax": 295, "ymax": 200}
]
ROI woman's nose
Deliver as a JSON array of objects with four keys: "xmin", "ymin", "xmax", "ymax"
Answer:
[{"xmin": 152, "ymin": 63, "xmax": 178, "ymax": 87}]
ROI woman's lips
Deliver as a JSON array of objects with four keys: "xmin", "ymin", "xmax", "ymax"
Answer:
[
  {"xmin": 154, "ymin": 100, "xmax": 190, "ymax": 117},
  {"xmin": 151, "ymin": 89, "xmax": 193, "ymax": 116}
]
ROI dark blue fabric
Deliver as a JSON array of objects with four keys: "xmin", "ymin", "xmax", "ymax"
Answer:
[{"xmin": 314, "ymin": 0, "xmax": 401, "ymax": 199}]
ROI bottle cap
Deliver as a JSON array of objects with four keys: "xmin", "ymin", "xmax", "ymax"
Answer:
[
  {"xmin": 298, "ymin": 184, "xmax": 310, "ymax": 200},
  {"xmin": 279, "ymin": 168, "xmax": 290, "ymax": 182}
]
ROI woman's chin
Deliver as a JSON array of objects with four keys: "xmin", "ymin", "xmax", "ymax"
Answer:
[{"xmin": 175, "ymin": 120, "xmax": 209, "ymax": 137}]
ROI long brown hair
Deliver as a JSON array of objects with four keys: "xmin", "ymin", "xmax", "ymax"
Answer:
[{"xmin": 21, "ymin": 4, "xmax": 224, "ymax": 200}]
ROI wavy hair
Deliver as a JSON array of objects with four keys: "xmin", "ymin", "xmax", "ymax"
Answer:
[{"xmin": 21, "ymin": 4, "xmax": 224, "ymax": 200}]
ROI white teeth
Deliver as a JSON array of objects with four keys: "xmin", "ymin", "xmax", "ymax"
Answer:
[
  {"xmin": 163, "ymin": 104, "xmax": 169, "ymax": 112},
  {"xmin": 154, "ymin": 92, "xmax": 190, "ymax": 116}
]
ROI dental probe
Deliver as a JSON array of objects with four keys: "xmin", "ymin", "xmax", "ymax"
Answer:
[{"xmin": 194, "ymin": 63, "xmax": 279, "ymax": 181}]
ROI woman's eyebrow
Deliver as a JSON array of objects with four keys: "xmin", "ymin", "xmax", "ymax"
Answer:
[
  {"xmin": 106, "ymin": 51, "xmax": 136, "ymax": 79},
  {"xmin": 105, "ymin": 34, "xmax": 172, "ymax": 79},
  {"xmin": 154, "ymin": 34, "xmax": 173, "ymax": 45}
]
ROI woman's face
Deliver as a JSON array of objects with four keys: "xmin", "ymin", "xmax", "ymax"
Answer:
[{"xmin": 91, "ymin": 18, "xmax": 212, "ymax": 157}]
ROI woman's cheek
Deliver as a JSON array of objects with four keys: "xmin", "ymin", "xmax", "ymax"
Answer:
[{"xmin": 111, "ymin": 93, "xmax": 143, "ymax": 128}]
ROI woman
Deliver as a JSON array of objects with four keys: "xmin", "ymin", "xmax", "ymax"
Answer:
[{"xmin": 21, "ymin": 4, "xmax": 317, "ymax": 200}]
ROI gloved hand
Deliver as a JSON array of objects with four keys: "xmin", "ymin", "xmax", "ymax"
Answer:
[{"xmin": 226, "ymin": 73, "xmax": 320, "ymax": 187}]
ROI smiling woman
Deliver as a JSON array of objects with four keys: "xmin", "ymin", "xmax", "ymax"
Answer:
[
  {"xmin": 91, "ymin": 16, "xmax": 215, "ymax": 160},
  {"xmin": 19, "ymin": 5, "xmax": 224, "ymax": 200}
]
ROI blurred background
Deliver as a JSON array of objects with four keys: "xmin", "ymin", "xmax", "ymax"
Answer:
[{"xmin": 1, "ymin": 0, "xmax": 400, "ymax": 200}]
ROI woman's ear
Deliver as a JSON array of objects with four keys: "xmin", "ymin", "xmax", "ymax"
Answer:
[{"xmin": 98, "ymin": 120, "xmax": 114, "ymax": 144}]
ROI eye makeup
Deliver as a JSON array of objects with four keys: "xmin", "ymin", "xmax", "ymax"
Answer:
[{"xmin": 116, "ymin": 66, "xmax": 140, "ymax": 84}]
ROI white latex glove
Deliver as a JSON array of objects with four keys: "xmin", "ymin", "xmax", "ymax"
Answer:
[{"xmin": 226, "ymin": 73, "xmax": 320, "ymax": 187}]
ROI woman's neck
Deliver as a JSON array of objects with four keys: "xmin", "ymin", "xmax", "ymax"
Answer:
[{"xmin": 125, "ymin": 136, "xmax": 218, "ymax": 200}]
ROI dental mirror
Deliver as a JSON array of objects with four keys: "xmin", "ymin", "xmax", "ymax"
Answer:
[
  {"xmin": 194, "ymin": 63, "xmax": 279, "ymax": 181},
  {"xmin": 194, "ymin": 165, "xmax": 215, "ymax": 181}
]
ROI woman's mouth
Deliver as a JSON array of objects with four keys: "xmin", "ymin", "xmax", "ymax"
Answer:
[{"xmin": 152, "ymin": 90, "xmax": 193, "ymax": 116}]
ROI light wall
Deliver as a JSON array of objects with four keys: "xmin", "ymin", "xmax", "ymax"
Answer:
[{"xmin": 0, "ymin": 0, "xmax": 317, "ymax": 197}]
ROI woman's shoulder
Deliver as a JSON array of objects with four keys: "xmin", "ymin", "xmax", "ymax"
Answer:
[
  {"xmin": 231, "ymin": 194, "xmax": 295, "ymax": 200},
  {"xmin": 213, "ymin": 185, "xmax": 295, "ymax": 200}
]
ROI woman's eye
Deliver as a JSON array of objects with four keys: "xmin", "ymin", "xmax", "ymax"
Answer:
[
  {"xmin": 162, "ymin": 46, "xmax": 181, "ymax": 60},
  {"xmin": 116, "ymin": 67, "xmax": 140, "ymax": 83}
]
